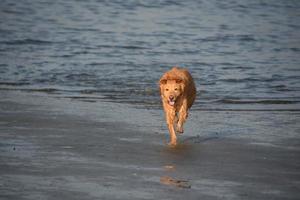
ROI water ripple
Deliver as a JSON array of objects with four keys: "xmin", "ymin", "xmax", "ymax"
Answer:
[{"xmin": 0, "ymin": 0, "xmax": 299, "ymax": 110}]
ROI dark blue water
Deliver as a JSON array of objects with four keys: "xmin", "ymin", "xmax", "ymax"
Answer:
[{"xmin": 1, "ymin": 0, "xmax": 300, "ymax": 111}]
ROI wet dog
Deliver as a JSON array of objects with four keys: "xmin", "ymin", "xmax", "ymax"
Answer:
[{"xmin": 159, "ymin": 67, "xmax": 196, "ymax": 146}]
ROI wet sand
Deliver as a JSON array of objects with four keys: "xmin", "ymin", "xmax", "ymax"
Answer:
[{"xmin": 0, "ymin": 91, "xmax": 300, "ymax": 200}]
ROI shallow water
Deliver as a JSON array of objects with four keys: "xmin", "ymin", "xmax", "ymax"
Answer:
[{"xmin": 0, "ymin": 0, "xmax": 300, "ymax": 111}]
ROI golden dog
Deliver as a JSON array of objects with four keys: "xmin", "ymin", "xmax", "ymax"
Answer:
[{"xmin": 159, "ymin": 67, "xmax": 196, "ymax": 146}]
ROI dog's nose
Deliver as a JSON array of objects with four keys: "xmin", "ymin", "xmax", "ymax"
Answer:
[{"xmin": 169, "ymin": 95, "xmax": 174, "ymax": 100}]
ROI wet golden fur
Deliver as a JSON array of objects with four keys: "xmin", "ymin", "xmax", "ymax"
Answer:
[{"xmin": 159, "ymin": 67, "xmax": 196, "ymax": 146}]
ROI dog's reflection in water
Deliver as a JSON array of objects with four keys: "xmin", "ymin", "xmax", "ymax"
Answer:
[
  {"xmin": 160, "ymin": 176, "xmax": 191, "ymax": 189},
  {"xmin": 160, "ymin": 143, "xmax": 193, "ymax": 189}
]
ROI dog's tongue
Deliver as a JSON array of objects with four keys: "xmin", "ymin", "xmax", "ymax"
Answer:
[{"xmin": 169, "ymin": 101, "xmax": 175, "ymax": 106}]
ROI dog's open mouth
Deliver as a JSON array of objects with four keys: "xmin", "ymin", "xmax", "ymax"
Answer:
[{"xmin": 168, "ymin": 99, "xmax": 175, "ymax": 106}]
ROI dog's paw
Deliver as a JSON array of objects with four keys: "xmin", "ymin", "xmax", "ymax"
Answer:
[
  {"xmin": 168, "ymin": 140, "xmax": 177, "ymax": 147},
  {"xmin": 176, "ymin": 125, "xmax": 184, "ymax": 134}
]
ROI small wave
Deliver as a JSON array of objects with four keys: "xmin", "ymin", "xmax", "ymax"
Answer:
[
  {"xmin": 218, "ymin": 62, "xmax": 235, "ymax": 66},
  {"xmin": 0, "ymin": 29, "xmax": 12, "ymax": 35},
  {"xmin": 63, "ymin": 27, "xmax": 100, "ymax": 32},
  {"xmin": 221, "ymin": 66, "xmax": 254, "ymax": 70},
  {"xmin": 216, "ymin": 99, "xmax": 300, "ymax": 105},
  {"xmin": 0, "ymin": 87, "xmax": 60, "ymax": 93},
  {"xmin": 219, "ymin": 77, "xmax": 278, "ymax": 83},
  {"xmin": 182, "ymin": 62, "xmax": 214, "ymax": 67},
  {"xmin": 27, "ymin": 88, "xmax": 59, "ymax": 93},
  {"xmin": 2, "ymin": 39, "xmax": 54, "ymax": 45},
  {"xmin": 65, "ymin": 73, "xmax": 95, "ymax": 81},
  {"xmin": 194, "ymin": 108, "xmax": 300, "ymax": 112},
  {"xmin": 290, "ymin": 47, "xmax": 300, "ymax": 52},
  {"xmin": 97, "ymin": 44, "xmax": 149, "ymax": 50},
  {"xmin": 86, "ymin": 62, "xmax": 112, "ymax": 67},
  {"xmin": 271, "ymin": 85, "xmax": 293, "ymax": 92},
  {"xmin": 198, "ymin": 34, "xmax": 256, "ymax": 43},
  {"xmin": 2, "ymin": 9, "xmax": 24, "ymax": 15},
  {"xmin": 0, "ymin": 82, "xmax": 29, "ymax": 86},
  {"xmin": 62, "ymin": 96, "xmax": 102, "ymax": 101},
  {"xmin": 273, "ymin": 47, "xmax": 300, "ymax": 52}
]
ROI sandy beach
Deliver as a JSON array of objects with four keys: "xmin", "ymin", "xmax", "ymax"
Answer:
[{"xmin": 0, "ymin": 90, "xmax": 299, "ymax": 200}]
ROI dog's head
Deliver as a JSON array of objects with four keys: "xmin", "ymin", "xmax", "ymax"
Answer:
[{"xmin": 159, "ymin": 78, "xmax": 185, "ymax": 106}]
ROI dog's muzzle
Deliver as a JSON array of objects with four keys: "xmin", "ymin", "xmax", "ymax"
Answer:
[{"xmin": 168, "ymin": 95, "xmax": 175, "ymax": 106}]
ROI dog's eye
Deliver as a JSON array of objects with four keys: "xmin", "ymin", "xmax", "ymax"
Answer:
[
  {"xmin": 166, "ymin": 88, "xmax": 169, "ymax": 91},
  {"xmin": 174, "ymin": 88, "xmax": 178, "ymax": 91}
]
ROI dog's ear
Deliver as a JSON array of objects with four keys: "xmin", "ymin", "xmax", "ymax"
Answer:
[
  {"xmin": 175, "ymin": 79, "xmax": 183, "ymax": 84},
  {"xmin": 176, "ymin": 79, "xmax": 185, "ymax": 91},
  {"xmin": 159, "ymin": 79, "xmax": 167, "ymax": 85}
]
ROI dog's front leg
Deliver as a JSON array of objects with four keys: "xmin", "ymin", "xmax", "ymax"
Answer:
[
  {"xmin": 163, "ymin": 104, "xmax": 177, "ymax": 146},
  {"xmin": 167, "ymin": 110, "xmax": 177, "ymax": 146},
  {"xmin": 177, "ymin": 99, "xmax": 188, "ymax": 134}
]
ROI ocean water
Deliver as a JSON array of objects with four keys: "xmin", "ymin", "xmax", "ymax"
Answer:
[{"xmin": 0, "ymin": 0, "xmax": 300, "ymax": 111}]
